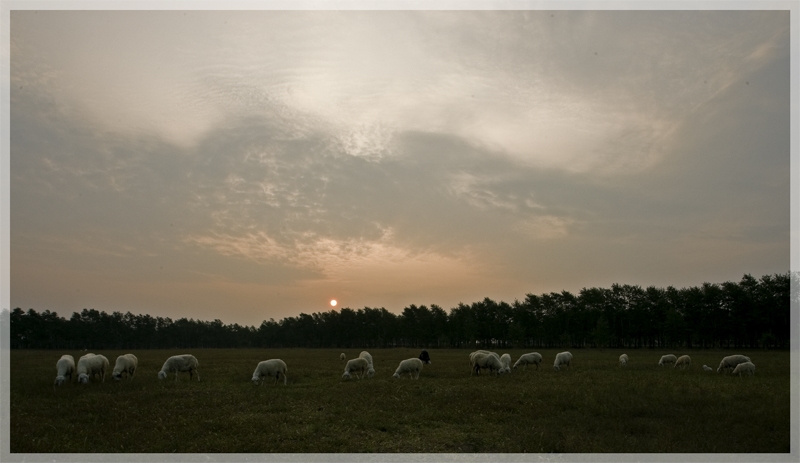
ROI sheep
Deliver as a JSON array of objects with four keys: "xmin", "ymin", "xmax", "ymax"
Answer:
[
  {"xmin": 619, "ymin": 354, "xmax": 629, "ymax": 367},
  {"xmin": 472, "ymin": 351, "xmax": 505, "ymax": 376},
  {"xmin": 158, "ymin": 354, "xmax": 200, "ymax": 382},
  {"xmin": 112, "ymin": 354, "xmax": 138, "ymax": 381},
  {"xmin": 469, "ymin": 350, "xmax": 491, "ymax": 371},
  {"xmin": 340, "ymin": 353, "xmax": 346, "ymax": 362},
  {"xmin": 419, "ymin": 349, "xmax": 431, "ymax": 364},
  {"xmin": 77, "ymin": 353, "xmax": 109, "ymax": 384},
  {"xmin": 54, "ymin": 355, "xmax": 75, "ymax": 387},
  {"xmin": 342, "ymin": 357, "xmax": 369, "ymax": 380},
  {"xmin": 717, "ymin": 355, "xmax": 752, "ymax": 374},
  {"xmin": 499, "ymin": 353, "xmax": 512, "ymax": 374},
  {"xmin": 703, "ymin": 365, "xmax": 713, "ymax": 372},
  {"xmin": 469, "ymin": 350, "xmax": 497, "ymax": 373},
  {"xmin": 658, "ymin": 354, "xmax": 677, "ymax": 367},
  {"xmin": 674, "ymin": 355, "xmax": 691, "ymax": 369},
  {"xmin": 393, "ymin": 358, "xmax": 424, "ymax": 379},
  {"xmin": 731, "ymin": 361, "xmax": 755, "ymax": 377},
  {"xmin": 359, "ymin": 351, "xmax": 375, "ymax": 378},
  {"xmin": 252, "ymin": 359, "xmax": 288, "ymax": 385},
  {"xmin": 513, "ymin": 352, "xmax": 543, "ymax": 370},
  {"xmin": 553, "ymin": 351, "xmax": 572, "ymax": 371}
]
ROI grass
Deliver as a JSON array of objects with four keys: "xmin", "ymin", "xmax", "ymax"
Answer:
[{"xmin": 9, "ymin": 348, "xmax": 791, "ymax": 453}]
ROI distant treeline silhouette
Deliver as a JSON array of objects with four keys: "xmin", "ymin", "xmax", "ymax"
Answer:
[{"xmin": 8, "ymin": 272, "xmax": 794, "ymax": 350}]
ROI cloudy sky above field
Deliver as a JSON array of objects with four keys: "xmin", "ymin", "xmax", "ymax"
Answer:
[{"xmin": 8, "ymin": 9, "xmax": 791, "ymax": 326}]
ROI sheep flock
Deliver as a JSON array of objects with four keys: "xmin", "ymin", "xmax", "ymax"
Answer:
[{"xmin": 49, "ymin": 349, "xmax": 759, "ymax": 388}]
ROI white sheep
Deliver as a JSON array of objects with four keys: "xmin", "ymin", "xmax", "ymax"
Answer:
[
  {"xmin": 731, "ymin": 361, "xmax": 755, "ymax": 377},
  {"xmin": 158, "ymin": 354, "xmax": 200, "ymax": 382},
  {"xmin": 112, "ymin": 354, "xmax": 138, "ymax": 381},
  {"xmin": 513, "ymin": 352, "xmax": 543, "ymax": 370},
  {"xmin": 469, "ymin": 350, "xmax": 497, "ymax": 374},
  {"xmin": 472, "ymin": 352, "xmax": 505, "ymax": 375},
  {"xmin": 393, "ymin": 358, "xmax": 424, "ymax": 379},
  {"xmin": 619, "ymin": 354, "xmax": 628, "ymax": 367},
  {"xmin": 252, "ymin": 359, "xmax": 288, "ymax": 385},
  {"xmin": 674, "ymin": 355, "xmax": 691, "ymax": 369},
  {"xmin": 499, "ymin": 353, "xmax": 512, "ymax": 374},
  {"xmin": 342, "ymin": 357, "xmax": 369, "ymax": 380},
  {"xmin": 702, "ymin": 365, "xmax": 713, "ymax": 372},
  {"xmin": 553, "ymin": 351, "xmax": 572, "ymax": 371},
  {"xmin": 77, "ymin": 353, "xmax": 109, "ymax": 384},
  {"xmin": 340, "ymin": 353, "xmax": 346, "ymax": 362},
  {"xmin": 359, "ymin": 351, "xmax": 375, "ymax": 378},
  {"xmin": 658, "ymin": 354, "xmax": 677, "ymax": 367},
  {"xmin": 54, "ymin": 355, "xmax": 75, "ymax": 387},
  {"xmin": 717, "ymin": 355, "xmax": 752, "ymax": 374}
]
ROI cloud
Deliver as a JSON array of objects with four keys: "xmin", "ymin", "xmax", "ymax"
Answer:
[{"xmin": 9, "ymin": 10, "xmax": 790, "ymax": 325}]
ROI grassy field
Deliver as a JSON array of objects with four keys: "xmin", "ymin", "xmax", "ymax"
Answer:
[{"xmin": 9, "ymin": 348, "xmax": 791, "ymax": 453}]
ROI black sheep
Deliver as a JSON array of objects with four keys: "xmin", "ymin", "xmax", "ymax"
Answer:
[{"xmin": 419, "ymin": 350, "xmax": 431, "ymax": 364}]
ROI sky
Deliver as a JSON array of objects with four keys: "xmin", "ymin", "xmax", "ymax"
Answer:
[{"xmin": 5, "ymin": 8, "xmax": 793, "ymax": 327}]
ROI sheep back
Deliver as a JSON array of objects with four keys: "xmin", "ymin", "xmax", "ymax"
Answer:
[
  {"xmin": 658, "ymin": 354, "xmax": 677, "ymax": 366},
  {"xmin": 55, "ymin": 355, "xmax": 75, "ymax": 386},
  {"xmin": 77, "ymin": 354, "xmax": 109, "ymax": 384},
  {"xmin": 717, "ymin": 355, "xmax": 751, "ymax": 373},
  {"xmin": 342, "ymin": 358, "xmax": 369, "ymax": 380},
  {"xmin": 674, "ymin": 355, "xmax": 691, "ymax": 369},
  {"xmin": 731, "ymin": 361, "xmax": 755, "ymax": 376},
  {"xmin": 159, "ymin": 354, "xmax": 200, "ymax": 381},
  {"xmin": 252, "ymin": 359, "xmax": 288, "ymax": 385},
  {"xmin": 553, "ymin": 351, "xmax": 572, "ymax": 371},
  {"xmin": 112, "ymin": 354, "xmax": 138, "ymax": 380},
  {"xmin": 393, "ymin": 358, "xmax": 423, "ymax": 379},
  {"xmin": 473, "ymin": 352, "xmax": 504, "ymax": 375},
  {"xmin": 513, "ymin": 352, "xmax": 542, "ymax": 370}
]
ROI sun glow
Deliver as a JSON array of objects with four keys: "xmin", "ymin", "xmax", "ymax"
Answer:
[{"xmin": 330, "ymin": 299, "xmax": 337, "ymax": 307}]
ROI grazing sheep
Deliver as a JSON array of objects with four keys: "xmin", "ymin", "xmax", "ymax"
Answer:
[
  {"xmin": 359, "ymin": 351, "xmax": 375, "ymax": 378},
  {"xmin": 393, "ymin": 358, "xmax": 424, "ymax": 379},
  {"xmin": 619, "ymin": 354, "xmax": 629, "ymax": 367},
  {"xmin": 717, "ymin": 355, "xmax": 752, "ymax": 374},
  {"xmin": 658, "ymin": 354, "xmax": 678, "ymax": 367},
  {"xmin": 499, "ymin": 353, "xmax": 512, "ymax": 374},
  {"xmin": 513, "ymin": 352, "xmax": 543, "ymax": 370},
  {"xmin": 703, "ymin": 365, "xmax": 713, "ymax": 372},
  {"xmin": 553, "ymin": 351, "xmax": 573, "ymax": 371},
  {"xmin": 674, "ymin": 355, "xmax": 691, "ymax": 369},
  {"xmin": 469, "ymin": 350, "xmax": 498, "ymax": 374},
  {"xmin": 731, "ymin": 361, "xmax": 755, "ymax": 377},
  {"xmin": 77, "ymin": 353, "xmax": 109, "ymax": 384},
  {"xmin": 252, "ymin": 359, "xmax": 288, "ymax": 385},
  {"xmin": 54, "ymin": 355, "xmax": 75, "ymax": 387},
  {"xmin": 342, "ymin": 357, "xmax": 369, "ymax": 380},
  {"xmin": 112, "ymin": 354, "xmax": 138, "ymax": 381},
  {"xmin": 472, "ymin": 352, "xmax": 505, "ymax": 376},
  {"xmin": 340, "ymin": 353, "xmax": 346, "ymax": 362},
  {"xmin": 158, "ymin": 354, "xmax": 200, "ymax": 382},
  {"xmin": 419, "ymin": 349, "xmax": 431, "ymax": 364}
]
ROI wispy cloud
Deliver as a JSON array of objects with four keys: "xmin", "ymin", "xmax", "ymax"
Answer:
[{"xmin": 9, "ymin": 10, "xmax": 790, "ymax": 325}]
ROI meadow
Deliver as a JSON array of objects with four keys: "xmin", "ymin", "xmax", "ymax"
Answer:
[{"xmin": 9, "ymin": 348, "xmax": 791, "ymax": 454}]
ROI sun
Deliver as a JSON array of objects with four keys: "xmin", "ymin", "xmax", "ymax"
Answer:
[{"xmin": 330, "ymin": 299, "xmax": 337, "ymax": 307}]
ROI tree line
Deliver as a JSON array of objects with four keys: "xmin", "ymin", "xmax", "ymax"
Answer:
[{"xmin": 7, "ymin": 272, "xmax": 795, "ymax": 350}]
